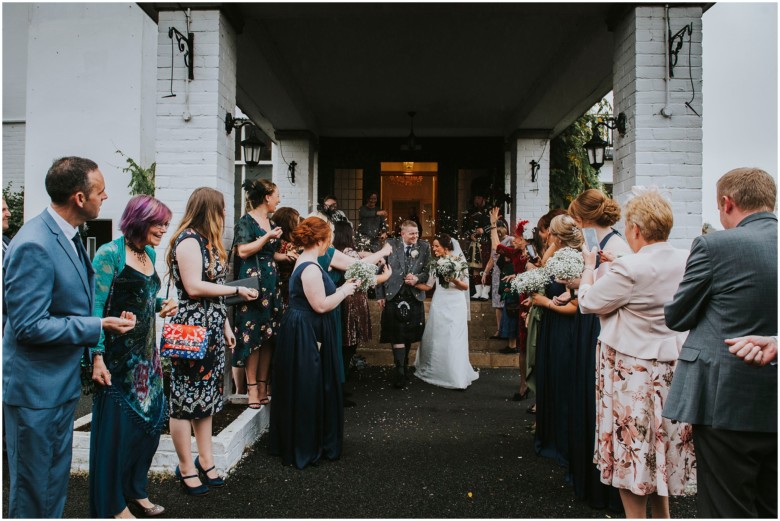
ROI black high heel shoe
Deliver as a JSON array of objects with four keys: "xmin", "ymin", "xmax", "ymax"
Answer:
[
  {"xmin": 195, "ymin": 456, "xmax": 225, "ymax": 488},
  {"xmin": 175, "ymin": 465, "xmax": 209, "ymax": 496}
]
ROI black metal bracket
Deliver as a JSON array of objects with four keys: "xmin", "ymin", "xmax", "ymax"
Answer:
[
  {"xmin": 668, "ymin": 22, "xmax": 693, "ymax": 78},
  {"xmin": 530, "ymin": 160, "xmax": 540, "ymax": 183},
  {"xmin": 168, "ymin": 26, "xmax": 194, "ymax": 81}
]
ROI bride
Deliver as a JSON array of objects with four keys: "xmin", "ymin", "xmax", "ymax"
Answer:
[{"xmin": 413, "ymin": 233, "xmax": 479, "ymax": 390}]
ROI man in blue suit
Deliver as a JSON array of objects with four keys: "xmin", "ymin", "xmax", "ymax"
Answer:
[
  {"xmin": 664, "ymin": 167, "xmax": 777, "ymax": 518},
  {"xmin": 3, "ymin": 157, "xmax": 136, "ymax": 518}
]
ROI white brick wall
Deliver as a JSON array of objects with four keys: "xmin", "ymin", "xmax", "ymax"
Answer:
[
  {"xmin": 2, "ymin": 122, "xmax": 25, "ymax": 191},
  {"xmin": 513, "ymin": 137, "xmax": 550, "ymax": 230},
  {"xmin": 272, "ymin": 137, "xmax": 317, "ymax": 216},
  {"xmin": 613, "ymin": 6, "xmax": 704, "ymax": 248},
  {"xmin": 154, "ymin": 10, "xmax": 238, "ymax": 275}
]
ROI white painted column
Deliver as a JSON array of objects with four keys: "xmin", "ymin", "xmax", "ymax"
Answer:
[
  {"xmin": 155, "ymin": 9, "xmax": 238, "ymax": 254},
  {"xmin": 613, "ymin": 6, "xmax": 703, "ymax": 247},
  {"xmin": 272, "ymin": 132, "xmax": 318, "ymax": 216},
  {"xmin": 512, "ymin": 136, "xmax": 551, "ymax": 230}
]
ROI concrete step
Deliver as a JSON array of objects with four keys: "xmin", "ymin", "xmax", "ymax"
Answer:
[{"xmin": 357, "ymin": 299, "xmax": 519, "ymax": 368}]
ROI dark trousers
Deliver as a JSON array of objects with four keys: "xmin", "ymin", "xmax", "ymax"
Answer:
[
  {"xmin": 693, "ymin": 424, "xmax": 777, "ymax": 518},
  {"xmin": 4, "ymin": 398, "xmax": 79, "ymax": 518}
]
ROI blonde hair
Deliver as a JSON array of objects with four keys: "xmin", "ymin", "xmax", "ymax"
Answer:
[
  {"xmin": 568, "ymin": 189, "xmax": 621, "ymax": 227},
  {"xmin": 496, "ymin": 226, "xmax": 508, "ymax": 240},
  {"xmin": 167, "ymin": 187, "xmax": 228, "ymax": 279},
  {"xmin": 716, "ymin": 167, "xmax": 776, "ymax": 212},
  {"xmin": 549, "ymin": 214, "xmax": 584, "ymax": 249},
  {"xmin": 624, "ymin": 192, "xmax": 674, "ymax": 242}
]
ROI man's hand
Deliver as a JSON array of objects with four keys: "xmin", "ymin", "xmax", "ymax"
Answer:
[
  {"xmin": 377, "ymin": 298, "xmax": 386, "ymax": 310},
  {"xmin": 102, "ymin": 311, "xmax": 136, "ymax": 334},
  {"xmin": 404, "ymin": 274, "xmax": 418, "ymax": 286},
  {"xmin": 725, "ymin": 335, "xmax": 778, "ymax": 367}
]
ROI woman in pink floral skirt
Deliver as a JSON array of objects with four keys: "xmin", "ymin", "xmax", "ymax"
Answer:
[{"xmin": 576, "ymin": 190, "xmax": 696, "ymax": 518}]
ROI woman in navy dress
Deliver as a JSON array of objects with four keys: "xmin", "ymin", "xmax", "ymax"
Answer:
[
  {"xmin": 269, "ymin": 217, "xmax": 359, "ymax": 469},
  {"xmin": 566, "ymin": 189, "xmax": 631, "ymax": 510},
  {"xmin": 532, "ymin": 214, "xmax": 582, "ymax": 468}
]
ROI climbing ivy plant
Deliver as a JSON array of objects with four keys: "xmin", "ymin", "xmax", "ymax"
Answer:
[{"xmin": 549, "ymin": 98, "xmax": 612, "ymax": 209}]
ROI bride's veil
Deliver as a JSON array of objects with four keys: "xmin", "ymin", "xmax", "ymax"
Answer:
[{"xmin": 450, "ymin": 238, "xmax": 472, "ymax": 322}]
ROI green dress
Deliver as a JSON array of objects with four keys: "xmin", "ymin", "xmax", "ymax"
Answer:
[{"xmin": 232, "ymin": 213, "xmax": 282, "ymax": 367}]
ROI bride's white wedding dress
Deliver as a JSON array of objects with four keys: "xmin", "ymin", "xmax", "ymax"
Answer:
[{"xmin": 414, "ymin": 272, "xmax": 479, "ymax": 390}]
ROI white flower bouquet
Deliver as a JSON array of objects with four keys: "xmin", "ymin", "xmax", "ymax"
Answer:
[
  {"xmin": 344, "ymin": 260, "xmax": 378, "ymax": 292},
  {"xmin": 431, "ymin": 253, "xmax": 469, "ymax": 288},
  {"xmin": 546, "ymin": 247, "xmax": 585, "ymax": 280},
  {"xmin": 510, "ymin": 267, "xmax": 551, "ymax": 295}
]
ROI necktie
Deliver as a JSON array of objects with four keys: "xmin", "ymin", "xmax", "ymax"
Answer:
[
  {"xmin": 72, "ymin": 234, "xmax": 88, "ymax": 269},
  {"xmin": 405, "ymin": 245, "xmax": 411, "ymax": 257}
]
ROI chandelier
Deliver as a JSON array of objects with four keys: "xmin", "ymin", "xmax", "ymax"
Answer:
[{"xmin": 390, "ymin": 175, "xmax": 423, "ymax": 187}]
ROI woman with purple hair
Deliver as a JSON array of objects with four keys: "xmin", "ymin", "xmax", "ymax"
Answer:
[{"xmin": 88, "ymin": 195, "xmax": 178, "ymax": 518}]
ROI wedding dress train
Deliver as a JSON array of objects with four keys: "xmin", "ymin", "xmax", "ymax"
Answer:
[{"xmin": 414, "ymin": 274, "xmax": 479, "ymax": 390}]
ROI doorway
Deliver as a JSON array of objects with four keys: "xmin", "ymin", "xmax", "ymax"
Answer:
[{"xmin": 380, "ymin": 162, "xmax": 437, "ymax": 240}]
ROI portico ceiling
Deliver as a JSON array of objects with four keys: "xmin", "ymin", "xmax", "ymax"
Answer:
[{"xmin": 143, "ymin": 3, "xmax": 651, "ymax": 141}]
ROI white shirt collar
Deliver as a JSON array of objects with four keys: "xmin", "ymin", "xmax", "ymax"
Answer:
[{"xmin": 47, "ymin": 206, "xmax": 80, "ymax": 251}]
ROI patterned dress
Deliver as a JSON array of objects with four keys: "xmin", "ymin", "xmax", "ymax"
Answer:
[
  {"xmin": 340, "ymin": 247, "xmax": 372, "ymax": 346},
  {"xmin": 89, "ymin": 237, "xmax": 167, "ymax": 517},
  {"xmin": 169, "ymin": 229, "xmax": 226, "ymax": 420},
  {"xmin": 232, "ymin": 213, "xmax": 282, "ymax": 367}
]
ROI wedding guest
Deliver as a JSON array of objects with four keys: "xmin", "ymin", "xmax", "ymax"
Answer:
[
  {"xmin": 481, "ymin": 224, "xmax": 510, "ymax": 339},
  {"xmin": 269, "ymin": 217, "xmax": 359, "ymax": 469},
  {"xmin": 2, "ymin": 197, "xmax": 12, "ymax": 331},
  {"xmin": 232, "ymin": 179, "xmax": 284, "ymax": 408},
  {"xmin": 524, "ymin": 208, "xmax": 567, "ymax": 415},
  {"xmin": 272, "ymin": 206, "xmax": 302, "ymax": 309},
  {"xmin": 376, "ymin": 220, "xmax": 432, "ymax": 388},
  {"xmin": 333, "ymin": 221, "xmax": 371, "ymax": 405},
  {"xmin": 318, "ymin": 195, "xmax": 351, "ymax": 225},
  {"xmin": 89, "ymin": 195, "xmax": 177, "ymax": 518},
  {"xmin": 358, "ymin": 192, "xmax": 388, "ymax": 252},
  {"xmin": 578, "ymin": 190, "xmax": 696, "ymax": 518},
  {"xmin": 566, "ymin": 188, "xmax": 631, "ymax": 510},
  {"xmin": 413, "ymin": 233, "xmax": 478, "ymax": 389},
  {"xmin": 532, "ymin": 214, "xmax": 580, "ymax": 464},
  {"xmin": 166, "ymin": 187, "xmax": 258, "ymax": 495},
  {"xmin": 664, "ymin": 167, "xmax": 777, "ymax": 518},
  {"xmin": 3, "ymin": 157, "xmax": 136, "ymax": 518},
  {"xmin": 489, "ymin": 209, "xmax": 532, "ymax": 400},
  {"xmin": 466, "ymin": 192, "xmax": 491, "ymax": 299}
]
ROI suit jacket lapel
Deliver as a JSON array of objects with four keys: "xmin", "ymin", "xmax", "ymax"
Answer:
[{"xmin": 42, "ymin": 211, "xmax": 92, "ymax": 298}]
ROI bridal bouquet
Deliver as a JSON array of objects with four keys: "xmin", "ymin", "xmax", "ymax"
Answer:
[
  {"xmin": 510, "ymin": 267, "xmax": 551, "ymax": 295},
  {"xmin": 431, "ymin": 253, "xmax": 469, "ymax": 288},
  {"xmin": 344, "ymin": 260, "xmax": 378, "ymax": 292},
  {"xmin": 546, "ymin": 247, "xmax": 585, "ymax": 281}
]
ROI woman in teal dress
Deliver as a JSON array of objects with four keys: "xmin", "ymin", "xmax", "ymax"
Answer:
[
  {"xmin": 233, "ymin": 179, "xmax": 286, "ymax": 408},
  {"xmin": 88, "ymin": 195, "xmax": 177, "ymax": 518}
]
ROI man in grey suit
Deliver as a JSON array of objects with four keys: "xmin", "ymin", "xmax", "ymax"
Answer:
[
  {"xmin": 375, "ymin": 220, "xmax": 431, "ymax": 388},
  {"xmin": 664, "ymin": 167, "xmax": 777, "ymax": 518},
  {"xmin": 3, "ymin": 157, "xmax": 136, "ymax": 518}
]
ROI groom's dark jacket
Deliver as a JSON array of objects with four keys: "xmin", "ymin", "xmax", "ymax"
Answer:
[{"xmin": 375, "ymin": 237, "xmax": 431, "ymax": 302}]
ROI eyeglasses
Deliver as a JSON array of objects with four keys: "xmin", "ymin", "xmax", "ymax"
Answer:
[{"xmin": 153, "ymin": 222, "xmax": 170, "ymax": 230}]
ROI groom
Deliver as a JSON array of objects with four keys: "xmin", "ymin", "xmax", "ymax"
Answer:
[{"xmin": 376, "ymin": 220, "xmax": 431, "ymax": 388}]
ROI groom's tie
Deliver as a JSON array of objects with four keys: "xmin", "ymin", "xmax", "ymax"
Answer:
[{"xmin": 405, "ymin": 245, "xmax": 411, "ymax": 257}]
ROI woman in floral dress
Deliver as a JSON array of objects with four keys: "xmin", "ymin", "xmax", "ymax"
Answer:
[
  {"xmin": 89, "ymin": 195, "xmax": 176, "ymax": 517},
  {"xmin": 166, "ymin": 187, "xmax": 258, "ymax": 495},
  {"xmin": 232, "ymin": 179, "xmax": 286, "ymax": 407},
  {"xmin": 578, "ymin": 190, "xmax": 696, "ymax": 517}
]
